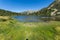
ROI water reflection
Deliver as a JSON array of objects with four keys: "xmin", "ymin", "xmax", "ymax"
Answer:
[
  {"xmin": 13, "ymin": 16, "xmax": 60, "ymax": 22},
  {"xmin": 13, "ymin": 16, "xmax": 42, "ymax": 22}
]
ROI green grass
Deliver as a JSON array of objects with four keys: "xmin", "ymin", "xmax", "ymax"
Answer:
[{"xmin": 0, "ymin": 19, "xmax": 60, "ymax": 40}]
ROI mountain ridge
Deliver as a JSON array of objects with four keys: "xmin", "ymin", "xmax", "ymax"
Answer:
[{"xmin": 0, "ymin": 0, "xmax": 60, "ymax": 16}]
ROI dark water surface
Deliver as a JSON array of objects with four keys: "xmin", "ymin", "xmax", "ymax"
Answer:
[{"xmin": 13, "ymin": 16, "xmax": 51, "ymax": 22}]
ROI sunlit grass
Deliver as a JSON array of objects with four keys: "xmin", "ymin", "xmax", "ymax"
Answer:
[{"xmin": 0, "ymin": 19, "xmax": 60, "ymax": 40}]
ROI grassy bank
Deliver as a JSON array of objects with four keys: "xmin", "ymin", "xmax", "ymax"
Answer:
[{"xmin": 0, "ymin": 19, "xmax": 60, "ymax": 40}]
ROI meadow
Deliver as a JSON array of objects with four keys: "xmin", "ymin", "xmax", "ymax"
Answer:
[{"xmin": 0, "ymin": 19, "xmax": 60, "ymax": 40}]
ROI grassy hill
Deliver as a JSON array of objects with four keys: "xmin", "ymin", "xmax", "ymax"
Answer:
[{"xmin": 0, "ymin": 9, "xmax": 21, "ymax": 16}]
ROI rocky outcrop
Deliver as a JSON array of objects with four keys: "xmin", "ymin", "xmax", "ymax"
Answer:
[{"xmin": 47, "ymin": 0, "xmax": 60, "ymax": 16}]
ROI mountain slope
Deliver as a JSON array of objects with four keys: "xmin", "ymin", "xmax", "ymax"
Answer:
[
  {"xmin": 0, "ymin": 0, "xmax": 60, "ymax": 16},
  {"xmin": 0, "ymin": 9, "xmax": 21, "ymax": 16}
]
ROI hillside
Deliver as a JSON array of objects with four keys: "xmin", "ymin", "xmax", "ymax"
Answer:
[
  {"xmin": 19, "ymin": 0, "xmax": 60, "ymax": 16},
  {"xmin": 35, "ymin": 0, "xmax": 60, "ymax": 16},
  {"xmin": 0, "ymin": 0, "xmax": 60, "ymax": 16},
  {"xmin": 0, "ymin": 9, "xmax": 21, "ymax": 16}
]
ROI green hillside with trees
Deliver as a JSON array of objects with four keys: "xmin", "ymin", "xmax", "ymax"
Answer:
[{"xmin": 0, "ymin": 9, "xmax": 21, "ymax": 16}]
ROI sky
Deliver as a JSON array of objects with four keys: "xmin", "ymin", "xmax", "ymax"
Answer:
[{"xmin": 0, "ymin": 0, "xmax": 54, "ymax": 12}]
